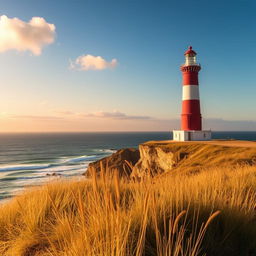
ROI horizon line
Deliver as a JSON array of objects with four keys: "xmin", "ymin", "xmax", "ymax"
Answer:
[{"xmin": 0, "ymin": 130, "xmax": 256, "ymax": 134}]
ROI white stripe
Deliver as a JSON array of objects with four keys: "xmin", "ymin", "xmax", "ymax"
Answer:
[{"xmin": 182, "ymin": 85, "xmax": 199, "ymax": 100}]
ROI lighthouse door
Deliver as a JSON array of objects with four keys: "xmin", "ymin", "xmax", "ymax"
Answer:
[{"xmin": 188, "ymin": 132, "xmax": 191, "ymax": 141}]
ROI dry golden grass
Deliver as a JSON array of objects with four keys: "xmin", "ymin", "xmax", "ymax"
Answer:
[
  {"xmin": 0, "ymin": 165, "xmax": 256, "ymax": 255},
  {"xmin": 145, "ymin": 142, "xmax": 256, "ymax": 175}
]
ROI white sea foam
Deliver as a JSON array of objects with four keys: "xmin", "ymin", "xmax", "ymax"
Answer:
[
  {"xmin": 0, "ymin": 149, "xmax": 114, "ymax": 201},
  {"xmin": 62, "ymin": 155, "xmax": 98, "ymax": 164},
  {"xmin": 0, "ymin": 164, "xmax": 51, "ymax": 172},
  {"xmin": 0, "ymin": 155, "xmax": 97, "ymax": 172},
  {"xmin": 94, "ymin": 149, "xmax": 117, "ymax": 154}
]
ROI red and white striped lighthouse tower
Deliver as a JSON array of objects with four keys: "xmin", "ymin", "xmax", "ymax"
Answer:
[
  {"xmin": 181, "ymin": 46, "xmax": 201, "ymax": 131},
  {"xmin": 173, "ymin": 46, "xmax": 211, "ymax": 141}
]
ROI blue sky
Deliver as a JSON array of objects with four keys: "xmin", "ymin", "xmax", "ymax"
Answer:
[{"xmin": 0, "ymin": 0, "xmax": 255, "ymax": 132}]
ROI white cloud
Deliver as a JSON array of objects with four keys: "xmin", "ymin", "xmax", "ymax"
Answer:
[
  {"xmin": 84, "ymin": 110, "xmax": 151, "ymax": 120},
  {"xmin": 70, "ymin": 54, "xmax": 118, "ymax": 71},
  {"xmin": 8, "ymin": 110, "xmax": 151, "ymax": 122},
  {"xmin": 0, "ymin": 15, "xmax": 56, "ymax": 55}
]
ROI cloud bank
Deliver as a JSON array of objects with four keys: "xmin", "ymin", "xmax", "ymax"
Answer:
[
  {"xmin": 0, "ymin": 15, "xmax": 56, "ymax": 55},
  {"xmin": 84, "ymin": 111, "xmax": 151, "ymax": 120},
  {"xmin": 70, "ymin": 54, "xmax": 118, "ymax": 71},
  {"xmin": 203, "ymin": 118, "xmax": 256, "ymax": 131},
  {"xmin": 7, "ymin": 110, "xmax": 256, "ymax": 131},
  {"xmin": 55, "ymin": 109, "xmax": 151, "ymax": 120}
]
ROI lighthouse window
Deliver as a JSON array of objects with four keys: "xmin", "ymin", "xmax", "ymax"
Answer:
[{"xmin": 186, "ymin": 56, "xmax": 196, "ymax": 65}]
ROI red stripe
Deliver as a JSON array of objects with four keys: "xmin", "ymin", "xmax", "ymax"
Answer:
[
  {"xmin": 182, "ymin": 100, "xmax": 201, "ymax": 114},
  {"xmin": 182, "ymin": 72, "xmax": 199, "ymax": 85},
  {"xmin": 181, "ymin": 100, "xmax": 201, "ymax": 130}
]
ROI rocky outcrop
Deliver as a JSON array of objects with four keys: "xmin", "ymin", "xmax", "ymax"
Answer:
[
  {"xmin": 131, "ymin": 144, "xmax": 187, "ymax": 178},
  {"xmin": 131, "ymin": 145, "xmax": 174, "ymax": 178},
  {"xmin": 85, "ymin": 148, "xmax": 140, "ymax": 178},
  {"xmin": 131, "ymin": 140, "xmax": 256, "ymax": 178},
  {"xmin": 85, "ymin": 140, "xmax": 256, "ymax": 180}
]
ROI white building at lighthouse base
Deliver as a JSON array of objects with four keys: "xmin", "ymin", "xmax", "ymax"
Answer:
[{"xmin": 173, "ymin": 130, "xmax": 212, "ymax": 141}]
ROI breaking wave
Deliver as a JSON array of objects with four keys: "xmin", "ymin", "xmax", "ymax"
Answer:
[{"xmin": 0, "ymin": 155, "xmax": 99, "ymax": 172}]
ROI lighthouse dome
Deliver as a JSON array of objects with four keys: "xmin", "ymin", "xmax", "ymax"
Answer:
[{"xmin": 184, "ymin": 46, "xmax": 197, "ymax": 56}]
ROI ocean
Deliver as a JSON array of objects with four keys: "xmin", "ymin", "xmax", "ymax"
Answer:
[{"xmin": 0, "ymin": 131, "xmax": 256, "ymax": 200}]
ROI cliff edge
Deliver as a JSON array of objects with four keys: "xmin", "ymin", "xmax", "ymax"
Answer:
[
  {"xmin": 87, "ymin": 140, "xmax": 256, "ymax": 178},
  {"xmin": 85, "ymin": 148, "xmax": 140, "ymax": 178}
]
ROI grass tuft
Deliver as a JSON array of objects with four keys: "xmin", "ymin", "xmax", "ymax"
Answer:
[{"xmin": 0, "ymin": 165, "xmax": 256, "ymax": 255}]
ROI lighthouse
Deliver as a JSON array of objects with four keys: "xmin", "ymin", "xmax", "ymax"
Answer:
[{"xmin": 173, "ymin": 46, "xmax": 211, "ymax": 141}]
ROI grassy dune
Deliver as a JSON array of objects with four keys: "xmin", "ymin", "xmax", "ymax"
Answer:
[{"xmin": 0, "ymin": 164, "xmax": 256, "ymax": 255}]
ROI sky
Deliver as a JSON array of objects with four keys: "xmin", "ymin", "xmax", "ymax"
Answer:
[{"xmin": 0, "ymin": 0, "xmax": 255, "ymax": 132}]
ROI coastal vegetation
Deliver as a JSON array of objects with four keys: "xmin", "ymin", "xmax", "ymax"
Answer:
[
  {"xmin": 0, "ymin": 162, "xmax": 255, "ymax": 255},
  {"xmin": 133, "ymin": 141, "xmax": 256, "ymax": 178}
]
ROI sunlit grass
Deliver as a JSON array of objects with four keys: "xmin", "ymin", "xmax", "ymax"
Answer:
[{"xmin": 0, "ymin": 165, "xmax": 255, "ymax": 255}]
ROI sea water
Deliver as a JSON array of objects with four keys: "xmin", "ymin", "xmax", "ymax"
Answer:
[{"xmin": 0, "ymin": 131, "xmax": 256, "ymax": 200}]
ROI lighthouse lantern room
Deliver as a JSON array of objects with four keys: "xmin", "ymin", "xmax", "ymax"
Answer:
[{"xmin": 173, "ymin": 46, "xmax": 211, "ymax": 141}]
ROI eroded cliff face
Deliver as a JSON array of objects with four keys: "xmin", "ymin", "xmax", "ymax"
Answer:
[
  {"xmin": 86, "ymin": 141, "xmax": 256, "ymax": 179},
  {"xmin": 131, "ymin": 140, "xmax": 256, "ymax": 178},
  {"xmin": 131, "ymin": 144, "xmax": 178, "ymax": 178},
  {"xmin": 85, "ymin": 148, "xmax": 140, "ymax": 178}
]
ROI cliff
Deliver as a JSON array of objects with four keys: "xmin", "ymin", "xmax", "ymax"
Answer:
[
  {"xmin": 131, "ymin": 140, "xmax": 256, "ymax": 178},
  {"xmin": 85, "ymin": 148, "xmax": 140, "ymax": 178},
  {"xmin": 87, "ymin": 140, "xmax": 256, "ymax": 178}
]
